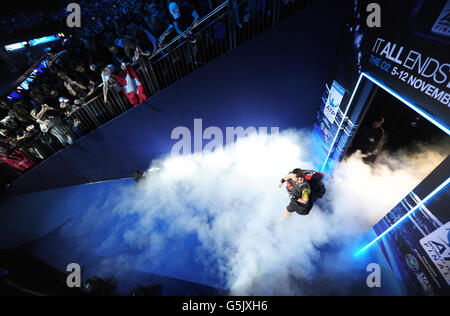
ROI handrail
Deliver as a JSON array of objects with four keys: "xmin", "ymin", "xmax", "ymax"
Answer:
[
  {"xmin": 148, "ymin": 0, "xmax": 231, "ymax": 60},
  {"xmin": 80, "ymin": 1, "xmax": 231, "ymax": 105}
]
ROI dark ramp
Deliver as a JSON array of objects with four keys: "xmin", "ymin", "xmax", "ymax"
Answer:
[{"xmin": 0, "ymin": 178, "xmax": 225, "ymax": 294}]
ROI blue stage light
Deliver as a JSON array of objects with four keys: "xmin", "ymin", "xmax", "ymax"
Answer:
[
  {"xmin": 29, "ymin": 35, "xmax": 60, "ymax": 47},
  {"xmin": 354, "ymin": 177, "xmax": 450, "ymax": 257},
  {"xmin": 320, "ymin": 73, "xmax": 450, "ymax": 173}
]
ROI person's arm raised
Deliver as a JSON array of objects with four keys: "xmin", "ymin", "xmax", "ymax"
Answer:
[{"xmin": 278, "ymin": 173, "xmax": 294, "ymax": 187}]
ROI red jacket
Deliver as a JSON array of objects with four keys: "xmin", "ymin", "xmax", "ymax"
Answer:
[{"xmin": 0, "ymin": 150, "xmax": 34, "ymax": 172}]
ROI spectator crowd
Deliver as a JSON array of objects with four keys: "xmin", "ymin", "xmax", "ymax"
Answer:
[{"xmin": 0, "ymin": 0, "xmax": 296, "ymax": 186}]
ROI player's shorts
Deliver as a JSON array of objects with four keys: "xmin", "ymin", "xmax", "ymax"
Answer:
[{"xmin": 287, "ymin": 199, "xmax": 311, "ymax": 215}]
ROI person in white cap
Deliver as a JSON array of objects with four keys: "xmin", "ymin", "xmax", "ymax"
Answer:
[
  {"xmin": 166, "ymin": 2, "xmax": 199, "ymax": 41},
  {"xmin": 59, "ymin": 97, "xmax": 80, "ymax": 117},
  {"xmin": 101, "ymin": 65, "xmax": 116, "ymax": 103},
  {"xmin": 59, "ymin": 97, "xmax": 70, "ymax": 108}
]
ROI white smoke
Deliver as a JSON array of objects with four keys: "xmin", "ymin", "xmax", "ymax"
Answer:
[{"xmin": 71, "ymin": 130, "xmax": 448, "ymax": 295}]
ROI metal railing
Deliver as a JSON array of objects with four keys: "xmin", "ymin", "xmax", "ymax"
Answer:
[{"xmin": 15, "ymin": 0, "xmax": 316, "ymax": 166}]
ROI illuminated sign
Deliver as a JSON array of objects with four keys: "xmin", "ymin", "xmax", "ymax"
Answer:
[
  {"xmin": 4, "ymin": 34, "xmax": 64, "ymax": 51},
  {"xmin": 4, "ymin": 42, "xmax": 27, "ymax": 51}
]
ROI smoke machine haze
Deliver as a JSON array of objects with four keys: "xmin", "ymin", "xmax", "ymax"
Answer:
[{"xmin": 65, "ymin": 130, "xmax": 447, "ymax": 295}]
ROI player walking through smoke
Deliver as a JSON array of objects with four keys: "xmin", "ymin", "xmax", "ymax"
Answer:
[{"xmin": 278, "ymin": 168, "xmax": 326, "ymax": 219}]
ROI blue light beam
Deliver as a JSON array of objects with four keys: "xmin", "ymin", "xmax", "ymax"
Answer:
[{"xmin": 354, "ymin": 177, "xmax": 450, "ymax": 257}]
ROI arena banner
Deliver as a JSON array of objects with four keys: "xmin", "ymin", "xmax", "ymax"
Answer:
[
  {"xmin": 361, "ymin": 34, "xmax": 450, "ymax": 127},
  {"xmin": 360, "ymin": 157, "xmax": 450, "ymax": 296},
  {"xmin": 358, "ymin": 0, "xmax": 450, "ymax": 128}
]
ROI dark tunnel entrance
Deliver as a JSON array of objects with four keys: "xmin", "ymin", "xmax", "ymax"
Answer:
[
  {"xmin": 344, "ymin": 84, "xmax": 449, "ymax": 164},
  {"xmin": 325, "ymin": 73, "xmax": 450, "ymax": 226}
]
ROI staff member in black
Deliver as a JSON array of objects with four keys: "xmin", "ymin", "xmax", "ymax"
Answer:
[
  {"xmin": 354, "ymin": 116, "xmax": 384, "ymax": 160},
  {"xmin": 278, "ymin": 168, "xmax": 312, "ymax": 219}
]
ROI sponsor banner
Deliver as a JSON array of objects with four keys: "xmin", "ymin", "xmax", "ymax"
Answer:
[
  {"xmin": 420, "ymin": 222, "xmax": 450, "ymax": 286},
  {"xmin": 368, "ymin": 193, "xmax": 450, "ymax": 295},
  {"xmin": 364, "ymin": 158, "xmax": 450, "ymax": 296}
]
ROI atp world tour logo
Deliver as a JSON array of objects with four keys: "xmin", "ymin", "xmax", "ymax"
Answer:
[
  {"xmin": 170, "ymin": 119, "xmax": 279, "ymax": 157},
  {"xmin": 420, "ymin": 222, "xmax": 450, "ymax": 285},
  {"xmin": 323, "ymin": 81, "xmax": 345, "ymax": 125}
]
